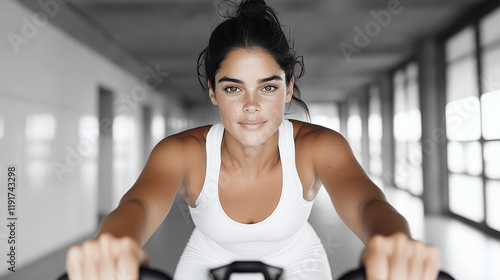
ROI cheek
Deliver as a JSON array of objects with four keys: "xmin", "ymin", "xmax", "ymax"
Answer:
[
  {"xmin": 268, "ymin": 96, "xmax": 287, "ymax": 113},
  {"xmin": 216, "ymin": 93, "xmax": 287, "ymax": 116},
  {"xmin": 217, "ymin": 99, "xmax": 239, "ymax": 116}
]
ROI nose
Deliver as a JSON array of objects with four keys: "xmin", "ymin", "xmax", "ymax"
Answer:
[{"xmin": 243, "ymin": 94, "xmax": 261, "ymax": 113}]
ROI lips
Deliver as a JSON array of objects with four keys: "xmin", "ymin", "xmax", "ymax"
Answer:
[{"xmin": 239, "ymin": 120, "xmax": 266, "ymax": 130}]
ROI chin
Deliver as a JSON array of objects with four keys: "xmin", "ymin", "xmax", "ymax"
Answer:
[
  {"xmin": 238, "ymin": 126, "xmax": 280, "ymax": 147},
  {"xmin": 222, "ymin": 116, "xmax": 282, "ymax": 146},
  {"xmin": 234, "ymin": 131, "xmax": 268, "ymax": 147}
]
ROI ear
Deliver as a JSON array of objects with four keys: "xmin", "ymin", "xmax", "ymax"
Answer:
[
  {"xmin": 208, "ymin": 80, "xmax": 218, "ymax": 105},
  {"xmin": 285, "ymin": 77, "xmax": 294, "ymax": 103}
]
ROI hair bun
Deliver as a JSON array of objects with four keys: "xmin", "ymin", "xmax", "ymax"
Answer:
[
  {"xmin": 236, "ymin": 0, "xmax": 270, "ymax": 17},
  {"xmin": 198, "ymin": 0, "xmax": 310, "ymax": 120}
]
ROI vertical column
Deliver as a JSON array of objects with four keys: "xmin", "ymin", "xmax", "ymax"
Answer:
[
  {"xmin": 418, "ymin": 38, "xmax": 448, "ymax": 215},
  {"xmin": 98, "ymin": 88, "xmax": 114, "ymax": 223},
  {"xmin": 339, "ymin": 99, "xmax": 349, "ymax": 137},
  {"xmin": 359, "ymin": 88, "xmax": 371, "ymax": 171},
  {"xmin": 379, "ymin": 73, "xmax": 395, "ymax": 187},
  {"xmin": 142, "ymin": 105, "xmax": 152, "ymax": 164}
]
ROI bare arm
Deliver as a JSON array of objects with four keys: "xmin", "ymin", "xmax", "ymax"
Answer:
[
  {"xmin": 310, "ymin": 128, "xmax": 409, "ymax": 241},
  {"xmin": 310, "ymin": 127, "xmax": 438, "ymax": 280},
  {"xmin": 95, "ymin": 135, "xmax": 186, "ymax": 245},
  {"xmin": 360, "ymin": 199, "xmax": 410, "ymax": 243},
  {"xmin": 66, "ymin": 135, "xmax": 187, "ymax": 280}
]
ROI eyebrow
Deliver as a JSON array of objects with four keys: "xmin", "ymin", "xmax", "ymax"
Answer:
[{"xmin": 217, "ymin": 75, "xmax": 283, "ymax": 84}]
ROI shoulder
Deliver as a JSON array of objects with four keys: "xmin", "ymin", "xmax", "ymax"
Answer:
[
  {"xmin": 149, "ymin": 125, "xmax": 212, "ymax": 164},
  {"xmin": 289, "ymin": 119, "xmax": 354, "ymax": 164},
  {"xmin": 289, "ymin": 119, "xmax": 347, "ymax": 147},
  {"xmin": 162, "ymin": 125, "xmax": 212, "ymax": 146}
]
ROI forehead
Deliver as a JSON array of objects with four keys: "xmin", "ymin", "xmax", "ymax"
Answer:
[{"xmin": 217, "ymin": 47, "xmax": 284, "ymax": 78}]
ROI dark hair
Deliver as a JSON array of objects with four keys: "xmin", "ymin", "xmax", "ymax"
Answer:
[{"xmin": 197, "ymin": 0, "xmax": 310, "ymax": 120}]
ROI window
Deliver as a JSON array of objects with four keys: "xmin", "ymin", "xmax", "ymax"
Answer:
[
  {"xmin": 449, "ymin": 174, "xmax": 484, "ymax": 223},
  {"xmin": 480, "ymin": 6, "xmax": 500, "ymax": 232},
  {"xmin": 445, "ymin": 26, "xmax": 484, "ymax": 223},
  {"xmin": 486, "ymin": 180, "xmax": 500, "ymax": 231},
  {"xmin": 309, "ymin": 103, "xmax": 340, "ymax": 131},
  {"xmin": 347, "ymin": 99, "xmax": 362, "ymax": 162},
  {"xmin": 393, "ymin": 62, "xmax": 423, "ymax": 196},
  {"xmin": 444, "ymin": 5, "xmax": 500, "ymax": 234},
  {"xmin": 445, "ymin": 28, "xmax": 481, "ymax": 142}
]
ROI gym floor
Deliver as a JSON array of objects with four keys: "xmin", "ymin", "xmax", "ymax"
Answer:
[{"xmin": 3, "ymin": 186, "xmax": 499, "ymax": 280}]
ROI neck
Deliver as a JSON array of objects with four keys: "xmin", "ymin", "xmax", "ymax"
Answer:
[{"xmin": 221, "ymin": 130, "xmax": 280, "ymax": 175}]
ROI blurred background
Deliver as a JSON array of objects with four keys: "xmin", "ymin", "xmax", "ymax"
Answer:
[{"xmin": 0, "ymin": 0, "xmax": 499, "ymax": 279}]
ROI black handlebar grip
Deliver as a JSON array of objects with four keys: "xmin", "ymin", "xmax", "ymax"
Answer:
[
  {"xmin": 138, "ymin": 267, "xmax": 173, "ymax": 280},
  {"xmin": 336, "ymin": 268, "xmax": 366, "ymax": 280},
  {"xmin": 337, "ymin": 267, "xmax": 455, "ymax": 280},
  {"xmin": 209, "ymin": 261, "xmax": 283, "ymax": 280},
  {"xmin": 56, "ymin": 266, "xmax": 172, "ymax": 280}
]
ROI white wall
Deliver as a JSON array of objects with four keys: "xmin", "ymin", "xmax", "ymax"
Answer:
[
  {"xmin": 186, "ymin": 104, "xmax": 221, "ymax": 128},
  {"xmin": 0, "ymin": 0, "xmax": 185, "ymax": 276}
]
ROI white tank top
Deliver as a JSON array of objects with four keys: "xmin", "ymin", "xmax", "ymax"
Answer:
[{"xmin": 188, "ymin": 119, "xmax": 315, "ymax": 256}]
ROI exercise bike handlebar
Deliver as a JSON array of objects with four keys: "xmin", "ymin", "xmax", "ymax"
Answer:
[
  {"xmin": 57, "ymin": 261, "xmax": 455, "ymax": 280},
  {"xmin": 337, "ymin": 267, "xmax": 455, "ymax": 280},
  {"xmin": 209, "ymin": 261, "xmax": 283, "ymax": 280},
  {"xmin": 56, "ymin": 266, "xmax": 173, "ymax": 280}
]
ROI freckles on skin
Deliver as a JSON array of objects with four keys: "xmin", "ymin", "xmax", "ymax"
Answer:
[{"xmin": 209, "ymin": 47, "xmax": 294, "ymax": 147}]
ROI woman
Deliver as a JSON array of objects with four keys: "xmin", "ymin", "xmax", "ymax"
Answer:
[{"xmin": 66, "ymin": 0, "xmax": 440, "ymax": 279}]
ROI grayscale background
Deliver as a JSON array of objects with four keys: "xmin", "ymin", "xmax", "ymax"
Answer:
[{"xmin": 1, "ymin": 0, "xmax": 499, "ymax": 279}]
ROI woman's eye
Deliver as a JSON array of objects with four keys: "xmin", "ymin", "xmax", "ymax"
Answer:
[
  {"xmin": 263, "ymin": 85, "xmax": 277, "ymax": 92},
  {"xmin": 225, "ymin": 86, "xmax": 240, "ymax": 93}
]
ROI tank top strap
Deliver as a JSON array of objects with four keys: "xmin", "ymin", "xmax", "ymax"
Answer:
[
  {"xmin": 278, "ymin": 119, "xmax": 294, "ymax": 166},
  {"xmin": 279, "ymin": 119, "xmax": 307, "ymax": 201},
  {"xmin": 188, "ymin": 119, "xmax": 315, "ymax": 252},
  {"xmin": 194, "ymin": 122, "xmax": 224, "ymax": 207},
  {"xmin": 194, "ymin": 119, "xmax": 308, "ymax": 207},
  {"xmin": 206, "ymin": 122, "xmax": 224, "ymax": 173}
]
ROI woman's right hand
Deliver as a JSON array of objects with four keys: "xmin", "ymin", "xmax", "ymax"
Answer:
[{"xmin": 65, "ymin": 232, "xmax": 149, "ymax": 280}]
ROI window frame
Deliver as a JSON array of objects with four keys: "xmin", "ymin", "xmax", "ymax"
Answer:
[
  {"xmin": 440, "ymin": 1, "xmax": 500, "ymax": 239},
  {"xmin": 391, "ymin": 60, "xmax": 424, "ymax": 197}
]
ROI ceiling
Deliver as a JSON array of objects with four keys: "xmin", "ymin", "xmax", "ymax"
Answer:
[{"xmin": 18, "ymin": 0, "xmax": 486, "ymax": 106}]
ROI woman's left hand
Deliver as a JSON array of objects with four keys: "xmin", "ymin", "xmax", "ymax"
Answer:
[{"xmin": 359, "ymin": 232, "xmax": 440, "ymax": 280}]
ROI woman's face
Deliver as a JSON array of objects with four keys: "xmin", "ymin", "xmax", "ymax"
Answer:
[{"xmin": 209, "ymin": 47, "xmax": 294, "ymax": 147}]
